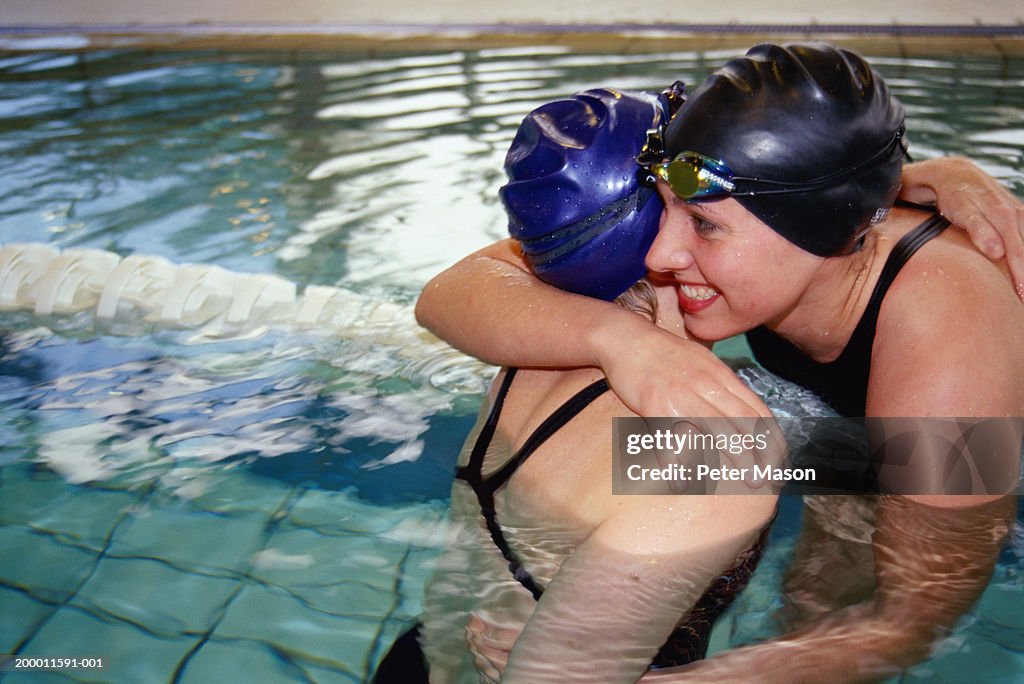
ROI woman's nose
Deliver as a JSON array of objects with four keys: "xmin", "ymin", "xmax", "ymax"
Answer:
[{"xmin": 645, "ymin": 206, "xmax": 695, "ymax": 274}]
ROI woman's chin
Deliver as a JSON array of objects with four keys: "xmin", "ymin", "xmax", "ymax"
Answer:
[{"xmin": 681, "ymin": 315, "xmax": 743, "ymax": 344}]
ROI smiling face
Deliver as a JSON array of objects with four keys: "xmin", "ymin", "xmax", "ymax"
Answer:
[{"xmin": 644, "ymin": 181, "xmax": 825, "ymax": 342}]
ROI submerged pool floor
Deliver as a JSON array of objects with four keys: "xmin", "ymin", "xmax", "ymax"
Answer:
[
  {"xmin": 4, "ymin": 462, "xmax": 1024, "ymax": 682},
  {"xmin": 0, "ymin": 460, "xmax": 446, "ymax": 682}
]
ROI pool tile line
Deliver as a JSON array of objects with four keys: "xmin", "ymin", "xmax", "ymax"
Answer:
[
  {"xmin": 167, "ymin": 482, "xmax": 387, "ymax": 682},
  {"xmin": 0, "ymin": 581, "xmax": 64, "ymax": 663},
  {"xmin": 10, "ymin": 509, "xmax": 137, "ymax": 560},
  {"xmin": 175, "ymin": 603, "xmax": 370, "ymax": 680},
  {"xmin": 183, "ymin": 633, "xmax": 358, "ymax": 683},
  {"xmin": 93, "ymin": 549, "xmax": 247, "ymax": 583},
  {"xmin": 227, "ymin": 482, "xmax": 436, "ymax": 680},
  {"xmin": 194, "ymin": 581, "xmax": 381, "ymax": 680},
  {"xmin": 3, "ymin": 477, "xmax": 161, "ymax": 660},
  {"xmin": 364, "ymin": 542, "xmax": 415, "ymax": 679},
  {"xmin": 168, "ymin": 575, "xmax": 252, "ymax": 684},
  {"xmin": 25, "ymin": 598, "xmax": 182, "ymax": 641},
  {"xmin": 3, "ymin": 472, "xmax": 413, "ymax": 682},
  {"xmin": 3, "ymin": 463, "xmax": 320, "ymax": 682},
  {"xmin": 253, "ymin": 630, "xmax": 367, "ymax": 681},
  {"xmin": 0, "ymin": 527, "xmax": 97, "ymax": 603},
  {"xmin": 257, "ymin": 486, "xmax": 419, "ymax": 678},
  {"xmin": 240, "ymin": 573, "xmax": 396, "ymax": 623},
  {"xmin": 167, "ymin": 484, "xmax": 306, "ymax": 682},
  {"xmin": 67, "ymin": 580, "xmax": 226, "ymax": 642}
]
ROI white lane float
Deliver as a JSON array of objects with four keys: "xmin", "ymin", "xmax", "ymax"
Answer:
[{"xmin": 0, "ymin": 242, "xmax": 491, "ymax": 392}]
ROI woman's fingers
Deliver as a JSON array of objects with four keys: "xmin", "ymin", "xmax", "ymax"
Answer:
[
  {"xmin": 914, "ymin": 157, "xmax": 1024, "ymax": 299},
  {"xmin": 1002, "ymin": 205, "xmax": 1024, "ymax": 299},
  {"xmin": 950, "ymin": 194, "xmax": 1004, "ymax": 258},
  {"xmin": 465, "ymin": 614, "xmax": 514, "ymax": 681},
  {"xmin": 957, "ymin": 198, "xmax": 1024, "ymax": 300},
  {"xmin": 602, "ymin": 328, "xmax": 771, "ymax": 419}
]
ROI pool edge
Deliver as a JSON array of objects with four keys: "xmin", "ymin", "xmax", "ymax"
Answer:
[{"xmin": 0, "ymin": 23, "xmax": 1022, "ymax": 57}]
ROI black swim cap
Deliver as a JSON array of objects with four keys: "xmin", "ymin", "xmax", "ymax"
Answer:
[{"xmin": 663, "ymin": 43, "xmax": 906, "ymax": 256}]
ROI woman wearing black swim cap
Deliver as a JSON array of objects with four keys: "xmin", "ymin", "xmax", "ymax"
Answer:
[
  {"xmin": 642, "ymin": 42, "xmax": 1024, "ymax": 419},
  {"xmin": 416, "ymin": 43, "xmax": 1024, "ymax": 681},
  {"xmin": 625, "ymin": 42, "xmax": 1022, "ymax": 681}
]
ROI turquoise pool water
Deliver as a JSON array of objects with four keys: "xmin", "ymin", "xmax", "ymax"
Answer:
[{"xmin": 0, "ymin": 47, "xmax": 1023, "ymax": 682}]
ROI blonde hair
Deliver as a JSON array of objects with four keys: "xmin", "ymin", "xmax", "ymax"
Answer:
[{"xmin": 614, "ymin": 279, "xmax": 658, "ymax": 323}]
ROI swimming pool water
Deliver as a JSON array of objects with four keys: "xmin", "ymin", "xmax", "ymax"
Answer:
[{"xmin": 1, "ymin": 46, "xmax": 1023, "ymax": 682}]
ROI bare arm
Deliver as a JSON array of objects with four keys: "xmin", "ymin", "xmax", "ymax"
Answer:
[
  {"xmin": 499, "ymin": 495, "xmax": 777, "ymax": 684},
  {"xmin": 415, "ymin": 239, "xmax": 771, "ymax": 418},
  {"xmin": 641, "ymin": 495, "xmax": 1013, "ymax": 683},
  {"xmin": 416, "ymin": 238, "xmax": 631, "ymax": 368}
]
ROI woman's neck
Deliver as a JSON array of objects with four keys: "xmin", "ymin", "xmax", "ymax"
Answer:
[{"xmin": 766, "ymin": 210, "xmax": 920, "ymax": 363}]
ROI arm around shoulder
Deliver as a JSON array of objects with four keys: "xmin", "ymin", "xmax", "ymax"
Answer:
[
  {"xmin": 415, "ymin": 240, "xmax": 773, "ymax": 418},
  {"xmin": 900, "ymin": 157, "xmax": 1024, "ymax": 296},
  {"xmin": 415, "ymin": 238, "xmax": 636, "ymax": 368}
]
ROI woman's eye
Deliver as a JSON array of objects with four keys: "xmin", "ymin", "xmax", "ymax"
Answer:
[{"xmin": 694, "ymin": 218, "xmax": 720, "ymax": 235}]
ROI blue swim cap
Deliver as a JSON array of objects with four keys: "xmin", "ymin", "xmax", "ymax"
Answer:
[{"xmin": 501, "ymin": 87, "xmax": 676, "ymax": 300}]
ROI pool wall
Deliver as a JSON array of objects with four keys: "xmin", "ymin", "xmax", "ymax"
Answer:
[{"xmin": 1, "ymin": 0, "xmax": 1023, "ymax": 56}]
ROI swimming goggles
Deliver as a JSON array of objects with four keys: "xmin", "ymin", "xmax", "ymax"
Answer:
[{"xmin": 637, "ymin": 124, "xmax": 910, "ymax": 201}]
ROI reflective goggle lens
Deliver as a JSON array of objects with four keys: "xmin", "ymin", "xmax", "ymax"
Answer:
[{"xmin": 649, "ymin": 153, "xmax": 736, "ymax": 200}]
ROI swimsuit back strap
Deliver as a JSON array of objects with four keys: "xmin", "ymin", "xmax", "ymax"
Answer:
[
  {"xmin": 456, "ymin": 371, "xmax": 610, "ymax": 601},
  {"xmin": 852, "ymin": 212, "xmax": 951, "ymax": 344},
  {"xmin": 455, "ymin": 367, "xmax": 518, "ymax": 484},
  {"xmin": 484, "ymin": 377, "xmax": 610, "ymax": 493}
]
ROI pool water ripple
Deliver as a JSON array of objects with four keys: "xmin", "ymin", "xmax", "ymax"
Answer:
[{"xmin": 0, "ymin": 46, "xmax": 1022, "ymax": 681}]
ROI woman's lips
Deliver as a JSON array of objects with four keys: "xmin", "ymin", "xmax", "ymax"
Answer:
[{"xmin": 676, "ymin": 283, "xmax": 720, "ymax": 314}]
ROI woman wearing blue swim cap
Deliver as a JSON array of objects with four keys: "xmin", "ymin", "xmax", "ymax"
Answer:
[
  {"xmin": 415, "ymin": 43, "xmax": 1023, "ymax": 682},
  {"xmin": 376, "ymin": 87, "xmax": 789, "ymax": 684}
]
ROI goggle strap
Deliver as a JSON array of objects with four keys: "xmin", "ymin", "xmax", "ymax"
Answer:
[{"xmin": 729, "ymin": 124, "xmax": 907, "ymax": 194}]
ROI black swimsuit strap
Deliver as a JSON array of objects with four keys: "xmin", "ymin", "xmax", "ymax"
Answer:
[
  {"xmin": 455, "ymin": 367, "xmax": 519, "ymax": 484},
  {"xmin": 844, "ymin": 211, "xmax": 951, "ymax": 357},
  {"xmin": 456, "ymin": 369, "xmax": 610, "ymax": 600},
  {"xmin": 482, "ymin": 376, "xmax": 611, "ymax": 494}
]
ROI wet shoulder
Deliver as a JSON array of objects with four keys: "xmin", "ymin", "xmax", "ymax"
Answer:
[{"xmin": 870, "ymin": 219, "xmax": 1024, "ymax": 415}]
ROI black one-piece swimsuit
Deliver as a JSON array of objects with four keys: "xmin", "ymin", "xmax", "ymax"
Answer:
[
  {"xmin": 455, "ymin": 367, "xmax": 769, "ymax": 670},
  {"xmin": 373, "ymin": 368, "xmax": 770, "ymax": 682},
  {"xmin": 747, "ymin": 211, "xmax": 950, "ymax": 417}
]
